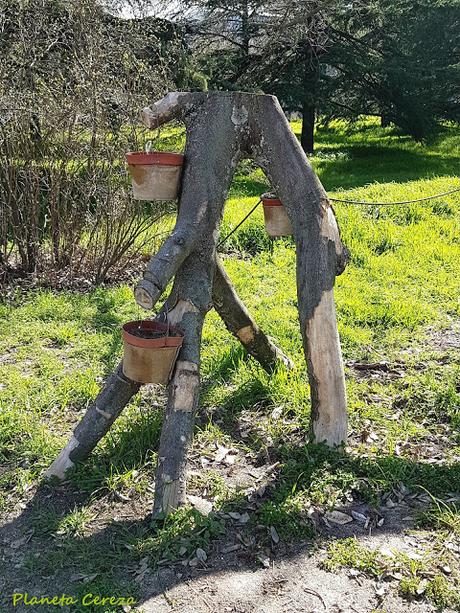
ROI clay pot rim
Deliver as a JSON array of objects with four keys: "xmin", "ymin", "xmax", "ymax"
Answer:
[
  {"xmin": 126, "ymin": 151, "xmax": 184, "ymax": 166},
  {"xmin": 261, "ymin": 192, "xmax": 283, "ymax": 206},
  {"xmin": 123, "ymin": 320, "xmax": 184, "ymax": 349}
]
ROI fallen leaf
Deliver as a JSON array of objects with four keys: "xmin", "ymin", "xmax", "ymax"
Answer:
[
  {"xmin": 215, "ymin": 446, "xmax": 230, "ymax": 463},
  {"xmin": 188, "ymin": 495, "xmax": 213, "ymax": 516},
  {"xmin": 325, "ymin": 510, "xmax": 353, "ymax": 525},
  {"xmin": 239, "ymin": 512, "xmax": 250, "ymax": 524},
  {"xmin": 351, "ymin": 510, "xmax": 368, "ymax": 524},
  {"xmin": 270, "ymin": 526, "xmax": 280, "ymax": 544},
  {"xmin": 257, "ymin": 553, "xmax": 270, "ymax": 568}
]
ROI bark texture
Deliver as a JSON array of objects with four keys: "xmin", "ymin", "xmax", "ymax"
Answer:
[
  {"xmin": 45, "ymin": 362, "xmax": 140, "ymax": 479},
  {"xmin": 250, "ymin": 94, "xmax": 348, "ymax": 445},
  {"xmin": 150, "ymin": 95, "xmax": 247, "ymax": 515},
  {"xmin": 153, "ymin": 260, "xmax": 211, "ymax": 516},
  {"xmin": 213, "ymin": 258, "xmax": 293, "ymax": 372},
  {"xmin": 139, "ymin": 92, "xmax": 348, "ymax": 448},
  {"xmin": 47, "ymin": 91, "xmax": 348, "ymax": 515}
]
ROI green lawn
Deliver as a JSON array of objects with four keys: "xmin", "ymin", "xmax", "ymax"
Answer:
[{"xmin": 1, "ymin": 119, "xmax": 460, "ymax": 611}]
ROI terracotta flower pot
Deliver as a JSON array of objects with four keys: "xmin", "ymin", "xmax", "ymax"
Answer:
[
  {"xmin": 126, "ymin": 151, "xmax": 184, "ymax": 201},
  {"xmin": 122, "ymin": 320, "xmax": 184, "ymax": 384},
  {"xmin": 262, "ymin": 193, "xmax": 293, "ymax": 237}
]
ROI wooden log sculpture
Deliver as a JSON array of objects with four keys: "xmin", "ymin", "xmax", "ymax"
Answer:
[{"xmin": 46, "ymin": 91, "xmax": 348, "ymax": 518}]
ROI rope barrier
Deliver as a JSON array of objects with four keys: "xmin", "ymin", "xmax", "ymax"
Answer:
[
  {"xmin": 217, "ymin": 199, "xmax": 261, "ymax": 247},
  {"xmin": 329, "ymin": 185, "xmax": 460, "ymax": 206},
  {"xmin": 217, "ymin": 184, "xmax": 460, "ymax": 247}
]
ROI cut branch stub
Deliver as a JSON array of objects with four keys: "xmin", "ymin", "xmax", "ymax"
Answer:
[{"xmin": 141, "ymin": 92, "xmax": 199, "ymax": 130}]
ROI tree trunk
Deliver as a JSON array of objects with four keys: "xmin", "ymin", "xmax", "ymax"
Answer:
[
  {"xmin": 301, "ymin": 102, "xmax": 315, "ymax": 155},
  {"xmin": 47, "ymin": 91, "xmax": 348, "ymax": 515},
  {"xmin": 139, "ymin": 92, "xmax": 348, "ymax": 449},
  {"xmin": 251, "ymin": 94, "xmax": 348, "ymax": 445},
  {"xmin": 149, "ymin": 94, "xmax": 245, "ymax": 515},
  {"xmin": 153, "ymin": 256, "xmax": 213, "ymax": 516}
]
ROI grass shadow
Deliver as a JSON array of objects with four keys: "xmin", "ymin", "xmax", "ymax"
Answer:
[
  {"xmin": 314, "ymin": 145, "xmax": 460, "ymax": 191},
  {"xmin": 2, "ymin": 445, "xmax": 460, "ymax": 612}
]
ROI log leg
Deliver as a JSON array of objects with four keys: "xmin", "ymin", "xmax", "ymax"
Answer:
[
  {"xmin": 45, "ymin": 362, "xmax": 140, "ymax": 479},
  {"xmin": 213, "ymin": 258, "xmax": 293, "ymax": 371},
  {"xmin": 153, "ymin": 254, "xmax": 214, "ymax": 517},
  {"xmin": 251, "ymin": 95, "xmax": 348, "ymax": 446}
]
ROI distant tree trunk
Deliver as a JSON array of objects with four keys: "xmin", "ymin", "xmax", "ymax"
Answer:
[
  {"xmin": 301, "ymin": 101, "xmax": 315, "ymax": 154},
  {"xmin": 300, "ymin": 41, "xmax": 319, "ymax": 155},
  {"xmin": 235, "ymin": 0, "xmax": 251, "ymax": 80},
  {"xmin": 381, "ymin": 115, "xmax": 390, "ymax": 128}
]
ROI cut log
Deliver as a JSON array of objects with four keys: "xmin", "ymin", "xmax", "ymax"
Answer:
[
  {"xmin": 45, "ymin": 362, "xmax": 140, "ymax": 479},
  {"xmin": 213, "ymin": 258, "xmax": 293, "ymax": 371},
  {"xmin": 47, "ymin": 91, "xmax": 348, "ymax": 517},
  {"xmin": 153, "ymin": 259, "xmax": 216, "ymax": 516},
  {"xmin": 250, "ymin": 94, "xmax": 348, "ymax": 445},
  {"xmin": 139, "ymin": 91, "xmax": 348, "ymax": 448}
]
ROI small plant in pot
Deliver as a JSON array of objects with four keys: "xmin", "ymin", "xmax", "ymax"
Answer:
[
  {"xmin": 262, "ymin": 192, "xmax": 293, "ymax": 237},
  {"xmin": 126, "ymin": 151, "xmax": 184, "ymax": 201},
  {"xmin": 122, "ymin": 320, "xmax": 184, "ymax": 385}
]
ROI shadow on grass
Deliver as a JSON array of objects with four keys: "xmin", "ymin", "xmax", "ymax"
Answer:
[
  {"xmin": 315, "ymin": 145, "xmax": 460, "ymax": 192},
  {"xmin": 285, "ymin": 122, "xmax": 460, "ymax": 191},
  {"xmin": 2, "ymin": 418, "xmax": 460, "ymax": 612}
]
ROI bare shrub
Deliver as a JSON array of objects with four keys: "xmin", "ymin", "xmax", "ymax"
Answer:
[{"xmin": 0, "ymin": 0, "xmax": 185, "ymax": 289}]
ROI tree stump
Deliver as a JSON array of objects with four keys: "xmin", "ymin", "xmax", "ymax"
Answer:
[{"xmin": 47, "ymin": 91, "xmax": 348, "ymax": 516}]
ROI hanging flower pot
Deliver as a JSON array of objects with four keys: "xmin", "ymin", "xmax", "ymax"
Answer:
[
  {"xmin": 126, "ymin": 151, "xmax": 184, "ymax": 201},
  {"xmin": 262, "ymin": 193, "xmax": 293, "ymax": 237},
  {"xmin": 122, "ymin": 320, "xmax": 184, "ymax": 385}
]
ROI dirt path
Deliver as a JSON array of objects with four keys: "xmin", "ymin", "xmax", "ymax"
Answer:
[{"xmin": 139, "ymin": 545, "xmax": 439, "ymax": 613}]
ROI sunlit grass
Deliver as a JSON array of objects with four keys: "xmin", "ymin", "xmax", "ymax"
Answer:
[{"xmin": 1, "ymin": 119, "xmax": 460, "ymax": 608}]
